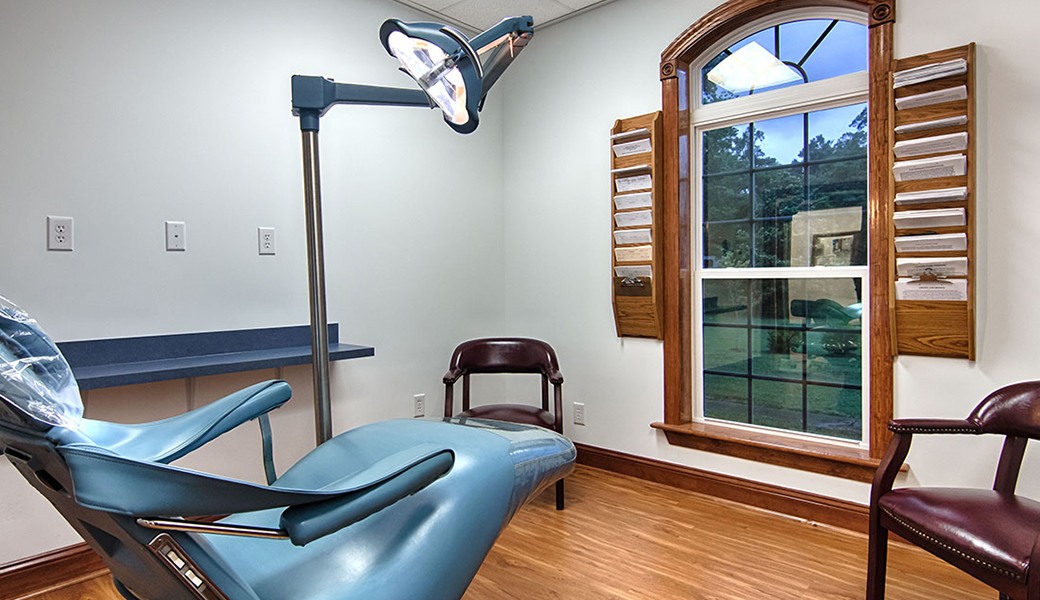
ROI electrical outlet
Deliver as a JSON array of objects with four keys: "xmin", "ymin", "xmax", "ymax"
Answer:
[
  {"xmin": 413, "ymin": 394, "xmax": 426, "ymax": 418},
  {"xmin": 573, "ymin": 402, "xmax": 586, "ymax": 426},
  {"xmin": 47, "ymin": 216, "xmax": 73, "ymax": 251},
  {"xmin": 258, "ymin": 227, "xmax": 276, "ymax": 255},
  {"xmin": 165, "ymin": 221, "xmax": 186, "ymax": 251}
]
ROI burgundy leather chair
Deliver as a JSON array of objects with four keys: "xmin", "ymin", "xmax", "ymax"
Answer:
[
  {"xmin": 868, "ymin": 381, "xmax": 1040, "ymax": 600},
  {"xmin": 443, "ymin": 337, "xmax": 566, "ymax": 509}
]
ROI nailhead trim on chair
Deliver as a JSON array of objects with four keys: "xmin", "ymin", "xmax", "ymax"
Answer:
[
  {"xmin": 887, "ymin": 425, "xmax": 978, "ymax": 434},
  {"xmin": 881, "ymin": 507, "xmax": 1025, "ymax": 582}
]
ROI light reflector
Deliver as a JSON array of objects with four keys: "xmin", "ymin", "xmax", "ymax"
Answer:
[{"xmin": 385, "ymin": 31, "xmax": 469, "ymax": 126}]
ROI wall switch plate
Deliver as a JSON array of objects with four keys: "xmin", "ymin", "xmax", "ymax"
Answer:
[
  {"xmin": 573, "ymin": 402, "xmax": 586, "ymax": 426},
  {"xmin": 414, "ymin": 393, "xmax": 426, "ymax": 418},
  {"xmin": 258, "ymin": 227, "xmax": 276, "ymax": 255},
  {"xmin": 47, "ymin": 216, "xmax": 73, "ymax": 251},
  {"xmin": 165, "ymin": 221, "xmax": 186, "ymax": 251}
]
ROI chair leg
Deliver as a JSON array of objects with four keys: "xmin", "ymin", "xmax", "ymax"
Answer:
[
  {"xmin": 866, "ymin": 521, "xmax": 889, "ymax": 599},
  {"xmin": 555, "ymin": 478, "xmax": 565, "ymax": 510}
]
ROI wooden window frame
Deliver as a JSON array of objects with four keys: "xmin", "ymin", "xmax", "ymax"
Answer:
[{"xmin": 651, "ymin": 0, "xmax": 895, "ymax": 482}]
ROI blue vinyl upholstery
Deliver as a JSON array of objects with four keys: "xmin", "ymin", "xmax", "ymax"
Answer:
[{"xmin": 0, "ymin": 298, "xmax": 575, "ymax": 599}]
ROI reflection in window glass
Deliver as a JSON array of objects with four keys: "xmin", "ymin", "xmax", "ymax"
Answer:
[
  {"xmin": 701, "ymin": 277, "xmax": 862, "ymax": 440},
  {"xmin": 754, "ymin": 113, "xmax": 804, "ymax": 166},
  {"xmin": 800, "ymin": 20, "xmax": 867, "ymax": 82},
  {"xmin": 703, "ymin": 125, "xmax": 750, "ymax": 174},
  {"xmin": 702, "ymin": 102, "xmax": 867, "ymax": 269},
  {"xmin": 808, "ymin": 159, "xmax": 867, "ymax": 210},
  {"xmin": 753, "ymin": 220, "xmax": 790, "ymax": 269},
  {"xmin": 776, "ymin": 20, "xmax": 831, "ymax": 66},
  {"xmin": 703, "ymin": 279, "xmax": 749, "ymax": 325},
  {"xmin": 705, "ymin": 174, "xmax": 751, "ymax": 222},
  {"xmin": 752, "ymin": 379, "xmax": 803, "ymax": 432},
  {"xmin": 809, "ymin": 104, "xmax": 868, "ymax": 161},
  {"xmin": 704, "ymin": 374, "xmax": 749, "ymax": 424},
  {"xmin": 704, "ymin": 222, "xmax": 751, "ymax": 268},
  {"xmin": 701, "ymin": 19, "xmax": 866, "ymax": 105},
  {"xmin": 807, "ymin": 386, "xmax": 861, "ymax": 439},
  {"xmin": 754, "ymin": 168, "xmax": 804, "ymax": 217}
]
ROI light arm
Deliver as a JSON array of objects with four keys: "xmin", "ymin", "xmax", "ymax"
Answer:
[
  {"xmin": 468, "ymin": 16, "xmax": 534, "ymax": 103},
  {"xmin": 291, "ymin": 75, "xmax": 433, "ymax": 131}
]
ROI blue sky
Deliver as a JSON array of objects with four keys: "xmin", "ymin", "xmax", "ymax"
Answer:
[{"xmin": 755, "ymin": 103, "xmax": 865, "ymax": 164}]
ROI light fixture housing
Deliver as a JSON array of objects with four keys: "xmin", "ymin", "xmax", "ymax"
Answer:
[
  {"xmin": 707, "ymin": 41, "xmax": 803, "ymax": 94},
  {"xmin": 380, "ymin": 16, "xmax": 534, "ymax": 134}
]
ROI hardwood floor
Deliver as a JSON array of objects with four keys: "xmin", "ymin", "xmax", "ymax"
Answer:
[{"xmin": 26, "ymin": 465, "xmax": 991, "ymax": 600}]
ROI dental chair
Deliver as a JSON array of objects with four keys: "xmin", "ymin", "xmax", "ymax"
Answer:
[{"xmin": 0, "ymin": 297, "xmax": 575, "ymax": 600}]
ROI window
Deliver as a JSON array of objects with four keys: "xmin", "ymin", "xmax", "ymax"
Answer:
[
  {"xmin": 654, "ymin": 0, "xmax": 895, "ymax": 481},
  {"xmin": 695, "ymin": 15, "xmax": 868, "ymax": 443}
]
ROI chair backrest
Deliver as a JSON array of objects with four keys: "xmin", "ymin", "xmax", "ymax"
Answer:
[
  {"xmin": 443, "ymin": 337, "xmax": 564, "ymax": 421},
  {"xmin": 969, "ymin": 380, "xmax": 1040, "ymax": 439},
  {"xmin": 447, "ymin": 337, "xmax": 561, "ymax": 380}
]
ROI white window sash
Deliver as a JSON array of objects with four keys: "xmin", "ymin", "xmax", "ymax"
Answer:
[{"xmin": 691, "ymin": 21, "xmax": 871, "ymax": 444}]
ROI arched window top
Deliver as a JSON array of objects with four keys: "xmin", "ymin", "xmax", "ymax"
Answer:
[{"xmin": 700, "ymin": 15, "xmax": 867, "ymax": 105}]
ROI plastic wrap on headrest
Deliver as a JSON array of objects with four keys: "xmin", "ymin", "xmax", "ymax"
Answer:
[{"xmin": 0, "ymin": 296, "xmax": 82, "ymax": 428}]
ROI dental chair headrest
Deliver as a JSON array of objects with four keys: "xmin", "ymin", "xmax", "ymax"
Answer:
[{"xmin": 0, "ymin": 296, "xmax": 82, "ymax": 429}]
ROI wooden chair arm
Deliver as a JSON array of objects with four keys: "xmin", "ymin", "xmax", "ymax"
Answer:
[{"xmin": 443, "ymin": 367, "xmax": 464, "ymax": 385}]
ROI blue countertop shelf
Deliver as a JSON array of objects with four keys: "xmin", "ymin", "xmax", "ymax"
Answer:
[{"xmin": 58, "ymin": 324, "xmax": 374, "ymax": 390}]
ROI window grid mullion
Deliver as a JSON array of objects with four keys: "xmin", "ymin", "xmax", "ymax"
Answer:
[
  {"xmin": 745, "ymin": 279, "xmax": 753, "ymax": 425},
  {"xmin": 704, "ymin": 153, "xmax": 864, "ymax": 180}
]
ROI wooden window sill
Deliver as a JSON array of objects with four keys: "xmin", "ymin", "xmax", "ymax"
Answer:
[{"xmin": 651, "ymin": 421, "xmax": 883, "ymax": 482}]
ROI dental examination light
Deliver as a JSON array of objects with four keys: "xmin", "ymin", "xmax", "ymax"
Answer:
[{"xmin": 291, "ymin": 16, "xmax": 534, "ymax": 445}]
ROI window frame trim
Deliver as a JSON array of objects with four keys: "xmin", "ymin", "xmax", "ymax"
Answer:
[
  {"xmin": 653, "ymin": 0, "xmax": 895, "ymax": 482},
  {"xmin": 693, "ymin": 71, "xmax": 868, "ymax": 127}
]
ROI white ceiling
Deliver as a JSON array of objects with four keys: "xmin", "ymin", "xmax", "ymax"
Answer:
[{"xmin": 391, "ymin": 0, "xmax": 616, "ymax": 33}]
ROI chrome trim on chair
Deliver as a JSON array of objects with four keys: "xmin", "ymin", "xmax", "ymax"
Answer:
[{"xmin": 137, "ymin": 518, "xmax": 290, "ymax": 539}]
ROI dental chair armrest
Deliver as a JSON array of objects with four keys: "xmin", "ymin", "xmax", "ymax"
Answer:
[
  {"xmin": 69, "ymin": 380, "xmax": 292, "ymax": 463},
  {"xmin": 58, "ymin": 441, "xmax": 454, "ymax": 522},
  {"xmin": 279, "ymin": 450, "xmax": 454, "ymax": 545}
]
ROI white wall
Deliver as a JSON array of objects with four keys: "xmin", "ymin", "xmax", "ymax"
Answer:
[
  {"xmin": 5, "ymin": 0, "xmax": 1040, "ymax": 569},
  {"xmin": 0, "ymin": 0, "xmax": 507, "ymax": 564},
  {"xmin": 499, "ymin": 0, "xmax": 1040, "ymax": 504}
]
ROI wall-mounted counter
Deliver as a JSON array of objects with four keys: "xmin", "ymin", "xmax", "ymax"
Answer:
[{"xmin": 58, "ymin": 324, "xmax": 373, "ymax": 390}]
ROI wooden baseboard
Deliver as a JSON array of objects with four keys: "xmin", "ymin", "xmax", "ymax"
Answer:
[
  {"xmin": 575, "ymin": 442, "xmax": 869, "ymax": 533},
  {"xmin": 0, "ymin": 542, "xmax": 105, "ymax": 600}
]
